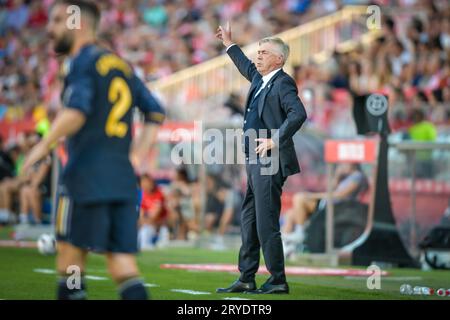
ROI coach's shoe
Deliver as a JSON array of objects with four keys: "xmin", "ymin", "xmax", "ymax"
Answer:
[
  {"xmin": 216, "ymin": 279, "xmax": 256, "ymax": 293},
  {"xmin": 246, "ymin": 282, "xmax": 289, "ymax": 294}
]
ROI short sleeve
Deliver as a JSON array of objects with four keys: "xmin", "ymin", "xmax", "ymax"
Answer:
[
  {"xmin": 62, "ymin": 59, "xmax": 94, "ymax": 116},
  {"xmin": 134, "ymin": 75, "xmax": 165, "ymax": 124},
  {"xmin": 349, "ymin": 171, "xmax": 368, "ymax": 193}
]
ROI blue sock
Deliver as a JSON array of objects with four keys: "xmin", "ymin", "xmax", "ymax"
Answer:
[
  {"xmin": 57, "ymin": 277, "xmax": 87, "ymax": 300},
  {"xmin": 118, "ymin": 277, "xmax": 148, "ymax": 300}
]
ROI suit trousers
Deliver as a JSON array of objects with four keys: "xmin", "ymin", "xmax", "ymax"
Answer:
[{"xmin": 238, "ymin": 159, "xmax": 286, "ymax": 284}]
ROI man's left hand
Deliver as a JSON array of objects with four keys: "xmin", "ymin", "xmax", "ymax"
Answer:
[{"xmin": 255, "ymin": 138, "xmax": 275, "ymax": 157}]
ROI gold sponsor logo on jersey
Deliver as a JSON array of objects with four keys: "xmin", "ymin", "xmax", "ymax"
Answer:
[{"xmin": 96, "ymin": 54, "xmax": 132, "ymax": 77}]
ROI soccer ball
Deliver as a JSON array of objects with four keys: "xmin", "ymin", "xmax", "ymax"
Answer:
[{"xmin": 37, "ymin": 233, "xmax": 57, "ymax": 255}]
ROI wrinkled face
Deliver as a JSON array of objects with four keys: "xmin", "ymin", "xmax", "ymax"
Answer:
[
  {"xmin": 47, "ymin": 4, "xmax": 74, "ymax": 54},
  {"xmin": 255, "ymin": 42, "xmax": 283, "ymax": 76}
]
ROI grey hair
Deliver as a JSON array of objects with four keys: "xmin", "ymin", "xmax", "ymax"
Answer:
[{"xmin": 259, "ymin": 37, "xmax": 290, "ymax": 64}]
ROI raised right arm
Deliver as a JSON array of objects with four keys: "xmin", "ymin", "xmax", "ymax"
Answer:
[
  {"xmin": 216, "ymin": 22, "xmax": 258, "ymax": 82},
  {"xmin": 226, "ymin": 45, "xmax": 258, "ymax": 82}
]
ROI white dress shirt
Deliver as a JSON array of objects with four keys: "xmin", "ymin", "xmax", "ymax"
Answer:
[
  {"xmin": 226, "ymin": 43, "xmax": 281, "ymax": 97},
  {"xmin": 255, "ymin": 68, "xmax": 281, "ymax": 97}
]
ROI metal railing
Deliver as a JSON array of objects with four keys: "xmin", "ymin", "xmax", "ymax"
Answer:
[
  {"xmin": 148, "ymin": 6, "xmax": 380, "ymax": 121},
  {"xmin": 389, "ymin": 141, "xmax": 450, "ymax": 257}
]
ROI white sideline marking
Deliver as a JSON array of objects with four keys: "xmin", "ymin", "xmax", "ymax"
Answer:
[
  {"xmin": 86, "ymin": 268, "xmax": 107, "ymax": 274},
  {"xmin": 33, "ymin": 268, "xmax": 56, "ymax": 274},
  {"xmin": 345, "ymin": 276, "xmax": 423, "ymax": 281},
  {"xmin": 144, "ymin": 283, "xmax": 160, "ymax": 288},
  {"xmin": 85, "ymin": 275, "xmax": 108, "ymax": 281},
  {"xmin": 170, "ymin": 289, "xmax": 211, "ymax": 295},
  {"xmin": 223, "ymin": 297, "xmax": 251, "ymax": 300},
  {"xmin": 34, "ymin": 268, "xmax": 108, "ymax": 280},
  {"xmin": 33, "ymin": 268, "xmax": 108, "ymax": 281},
  {"xmin": 378, "ymin": 276, "xmax": 423, "ymax": 281}
]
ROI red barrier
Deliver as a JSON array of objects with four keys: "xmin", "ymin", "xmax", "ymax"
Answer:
[{"xmin": 0, "ymin": 120, "xmax": 36, "ymax": 141}]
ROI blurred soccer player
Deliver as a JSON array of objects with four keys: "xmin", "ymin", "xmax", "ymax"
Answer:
[{"xmin": 23, "ymin": 0, "xmax": 165, "ymax": 300}]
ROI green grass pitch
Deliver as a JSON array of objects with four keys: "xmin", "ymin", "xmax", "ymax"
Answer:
[{"xmin": 1, "ymin": 245, "xmax": 450, "ymax": 300}]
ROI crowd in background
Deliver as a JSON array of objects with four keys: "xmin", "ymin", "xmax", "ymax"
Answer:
[
  {"xmin": 0, "ymin": 128, "xmax": 243, "ymax": 249},
  {"xmin": 290, "ymin": 0, "xmax": 450, "ymax": 136},
  {"xmin": 0, "ymin": 0, "xmax": 363, "ymax": 240},
  {"xmin": 1, "ymin": 0, "xmax": 449, "ymax": 244},
  {"xmin": 2, "ymin": 0, "xmax": 448, "ymax": 136},
  {"xmin": 137, "ymin": 165, "xmax": 244, "ymax": 249},
  {"xmin": 0, "ymin": 0, "xmax": 358, "ymax": 122}
]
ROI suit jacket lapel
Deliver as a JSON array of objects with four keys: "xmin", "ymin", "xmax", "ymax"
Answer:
[
  {"xmin": 258, "ymin": 69, "xmax": 283, "ymax": 118},
  {"xmin": 245, "ymin": 77, "xmax": 262, "ymax": 111}
]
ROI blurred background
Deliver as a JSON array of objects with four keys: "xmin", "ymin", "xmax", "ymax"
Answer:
[{"xmin": 0, "ymin": 0, "xmax": 449, "ymax": 265}]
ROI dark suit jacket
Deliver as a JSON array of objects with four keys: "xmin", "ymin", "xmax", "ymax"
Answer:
[{"xmin": 227, "ymin": 45, "xmax": 307, "ymax": 177}]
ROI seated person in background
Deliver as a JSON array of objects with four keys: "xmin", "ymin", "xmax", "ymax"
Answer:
[
  {"xmin": 210, "ymin": 188, "xmax": 243, "ymax": 250},
  {"xmin": 166, "ymin": 167, "xmax": 200, "ymax": 240},
  {"xmin": 138, "ymin": 174, "xmax": 169, "ymax": 250},
  {"xmin": 18, "ymin": 155, "xmax": 52, "ymax": 225},
  {"xmin": 0, "ymin": 137, "xmax": 16, "ymax": 182},
  {"xmin": 0, "ymin": 144, "xmax": 20, "ymax": 223},
  {"xmin": 204, "ymin": 173, "xmax": 243, "ymax": 250},
  {"xmin": 0, "ymin": 133, "xmax": 38, "ymax": 223},
  {"xmin": 204, "ymin": 173, "xmax": 228, "ymax": 233},
  {"xmin": 282, "ymin": 163, "xmax": 369, "ymax": 248}
]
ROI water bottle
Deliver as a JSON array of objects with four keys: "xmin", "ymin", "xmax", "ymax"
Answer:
[
  {"xmin": 402, "ymin": 285, "xmax": 436, "ymax": 296},
  {"xmin": 400, "ymin": 284, "xmax": 413, "ymax": 295},
  {"xmin": 413, "ymin": 286, "xmax": 423, "ymax": 295},
  {"xmin": 420, "ymin": 287, "xmax": 435, "ymax": 295},
  {"xmin": 414, "ymin": 286, "xmax": 436, "ymax": 295},
  {"xmin": 436, "ymin": 288, "xmax": 449, "ymax": 297}
]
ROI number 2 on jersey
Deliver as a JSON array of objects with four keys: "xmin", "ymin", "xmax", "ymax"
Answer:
[{"xmin": 106, "ymin": 77, "xmax": 132, "ymax": 138}]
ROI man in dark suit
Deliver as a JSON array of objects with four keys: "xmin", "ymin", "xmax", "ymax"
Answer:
[{"xmin": 215, "ymin": 23, "xmax": 307, "ymax": 294}]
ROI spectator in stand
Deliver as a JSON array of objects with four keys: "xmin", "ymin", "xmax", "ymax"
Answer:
[
  {"xmin": 0, "ymin": 132, "xmax": 37, "ymax": 223},
  {"xmin": 204, "ymin": 173, "xmax": 228, "ymax": 233},
  {"xmin": 0, "ymin": 136, "xmax": 15, "ymax": 182},
  {"xmin": 0, "ymin": 137, "xmax": 19, "ymax": 223},
  {"xmin": 27, "ymin": 1, "xmax": 48, "ymax": 29},
  {"xmin": 138, "ymin": 173, "xmax": 169, "ymax": 250},
  {"xmin": 282, "ymin": 163, "xmax": 368, "ymax": 255},
  {"xmin": 203, "ymin": 172, "xmax": 242, "ymax": 249},
  {"xmin": 0, "ymin": 0, "xmax": 345, "ymax": 127},
  {"xmin": 167, "ymin": 167, "xmax": 200, "ymax": 240},
  {"xmin": 408, "ymin": 108, "xmax": 438, "ymax": 142},
  {"xmin": 407, "ymin": 108, "xmax": 438, "ymax": 178},
  {"xmin": 388, "ymin": 38, "xmax": 412, "ymax": 79},
  {"xmin": 18, "ymin": 153, "xmax": 51, "ymax": 225},
  {"xmin": 6, "ymin": 0, "xmax": 29, "ymax": 32}
]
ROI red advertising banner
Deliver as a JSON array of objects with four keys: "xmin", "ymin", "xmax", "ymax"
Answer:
[{"xmin": 324, "ymin": 139, "xmax": 379, "ymax": 163}]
